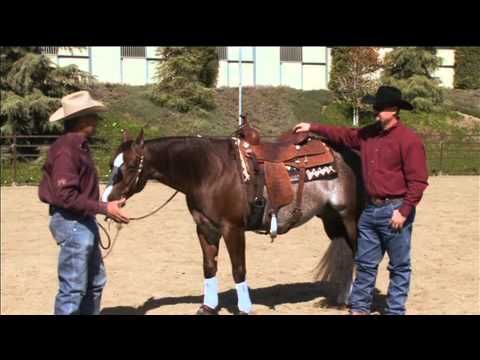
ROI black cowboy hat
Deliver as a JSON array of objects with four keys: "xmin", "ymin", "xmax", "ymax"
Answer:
[{"xmin": 362, "ymin": 86, "xmax": 413, "ymax": 111}]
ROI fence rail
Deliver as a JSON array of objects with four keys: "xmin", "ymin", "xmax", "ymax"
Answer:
[{"xmin": 1, "ymin": 134, "xmax": 480, "ymax": 185}]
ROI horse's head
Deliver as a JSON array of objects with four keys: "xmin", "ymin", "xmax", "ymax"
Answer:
[{"xmin": 102, "ymin": 129, "xmax": 148, "ymax": 202}]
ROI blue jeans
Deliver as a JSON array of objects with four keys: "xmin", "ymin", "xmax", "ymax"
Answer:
[
  {"xmin": 49, "ymin": 209, "xmax": 107, "ymax": 315},
  {"xmin": 350, "ymin": 200, "xmax": 416, "ymax": 315}
]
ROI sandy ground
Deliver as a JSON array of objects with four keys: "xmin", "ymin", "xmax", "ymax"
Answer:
[{"xmin": 1, "ymin": 176, "xmax": 479, "ymax": 315}]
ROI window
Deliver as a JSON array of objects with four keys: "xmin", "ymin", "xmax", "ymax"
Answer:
[
  {"xmin": 280, "ymin": 47, "xmax": 302, "ymax": 62},
  {"xmin": 217, "ymin": 47, "xmax": 227, "ymax": 60},
  {"xmin": 41, "ymin": 46, "xmax": 59, "ymax": 55},
  {"xmin": 121, "ymin": 46, "xmax": 146, "ymax": 58}
]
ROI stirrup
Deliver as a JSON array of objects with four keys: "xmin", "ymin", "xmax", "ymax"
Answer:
[{"xmin": 269, "ymin": 213, "xmax": 278, "ymax": 240}]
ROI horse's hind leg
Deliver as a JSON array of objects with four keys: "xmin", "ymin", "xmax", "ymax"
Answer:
[
  {"xmin": 316, "ymin": 206, "xmax": 356, "ymax": 308},
  {"xmin": 222, "ymin": 222, "xmax": 252, "ymax": 314}
]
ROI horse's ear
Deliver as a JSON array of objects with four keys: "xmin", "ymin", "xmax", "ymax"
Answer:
[
  {"xmin": 123, "ymin": 130, "xmax": 131, "ymax": 143},
  {"xmin": 135, "ymin": 128, "xmax": 144, "ymax": 148}
]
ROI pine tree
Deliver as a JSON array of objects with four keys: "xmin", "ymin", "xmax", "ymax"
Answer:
[
  {"xmin": 381, "ymin": 47, "xmax": 444, "ymax": 112},
  {"xmin": 150, "ymin": 47, "xmax": 219, "ymax": 113},
  {"xmin": 328, "ymin": 47, "xmax": 381, "ymax": 126},
  {"xmin": 0, "ymin": 47, "xmax": 94, "ymax": 136},
  {"xmin": 454, "ymin": 47, "xmax": 480, "ymax": 89}
]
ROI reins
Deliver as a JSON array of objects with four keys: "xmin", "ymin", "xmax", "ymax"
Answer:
[{"xmin": 97, "ymin": 190, "xmax": 178, "ymax": 258}]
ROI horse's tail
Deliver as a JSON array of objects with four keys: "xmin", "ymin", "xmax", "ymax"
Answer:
[{"xmin": 313, "ymin": 236, "xmax": 354, "ymax": 286}]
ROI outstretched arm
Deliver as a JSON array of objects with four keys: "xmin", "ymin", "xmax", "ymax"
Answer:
[{"xmin": 293, "ymin": 122, "xmax": 361, "ymax": 150}]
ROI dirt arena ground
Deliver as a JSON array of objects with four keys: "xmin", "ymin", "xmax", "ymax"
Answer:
[{"xmin": 1, "ymin": 176, "xmax": 479, "ymax": 315}]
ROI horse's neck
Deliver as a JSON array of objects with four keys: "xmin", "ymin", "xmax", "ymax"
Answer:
[{"xmin": 146, "ymin": 137, "xmax": 222, "ymax": 194}]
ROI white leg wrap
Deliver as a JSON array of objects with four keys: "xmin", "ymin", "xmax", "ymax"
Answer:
[
  {"xmin": 235, "ymin": 281, "xmax": 252, "ymax": 313},
  {"xmin": 203, "ymin": 277, "xmax": 219, "ymax": 309}
]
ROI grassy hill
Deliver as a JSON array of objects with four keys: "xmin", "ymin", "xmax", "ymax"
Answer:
[
  {"xmin": 90, "ymin": 84, "xmax": 480, "ymax": 141},
  {"xmin": 2, "ymin": 85, "xmax": 479, "ymax": 184}
]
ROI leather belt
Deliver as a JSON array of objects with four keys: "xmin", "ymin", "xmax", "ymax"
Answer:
[{"xmin": 369, "ymin": 196, "xmax": 403, "ymax": 206}]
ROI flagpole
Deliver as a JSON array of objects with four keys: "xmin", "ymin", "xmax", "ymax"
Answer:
[{"xmin": 239, "ymin": 47, "xmax": 243, "ymax": 127}]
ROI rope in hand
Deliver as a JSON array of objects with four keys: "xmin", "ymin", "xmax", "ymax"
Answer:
[{"xmin": 96, "ymin": 191, "xmax": 179, "ymax": 259}]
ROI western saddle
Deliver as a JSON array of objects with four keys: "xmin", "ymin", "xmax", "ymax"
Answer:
[{"xmin": 235, "ymin": 116, "xmax": 335, "ymax": 238}]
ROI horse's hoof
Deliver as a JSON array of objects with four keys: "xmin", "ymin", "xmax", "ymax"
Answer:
[
  {"xmin": 196, "ymin": 305, "xmax": 218, "ymax": 315},
  {"xmin": 314, "ymin": 298, "xmax": 330, "ymax": 308},
  {"xmin": 237, "ymin": 311, "xmax": 249, "ymax": 315}
]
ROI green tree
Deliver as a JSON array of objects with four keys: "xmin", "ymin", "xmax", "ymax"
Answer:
[
  {"xmin": 454, "ymin": 47, "xmax": 480, "ymax": 89},
  {"xmin": 151, "ymin": 47, "xmax": 219, "ymax": 113},
  {"xmin": 381, "ymin": 47, "xmax": 444, "ymax": 112},
  {"xmin": 0, "ymin": 47, "xmax": 94, "ymax": 136},
  {"xmin": 328, "ymin": 47, "xmax": 381, "ymax": 126}
]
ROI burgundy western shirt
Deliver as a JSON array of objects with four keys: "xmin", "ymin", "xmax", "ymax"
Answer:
[
  {"xmin": 38, "ymin": 132, "xmax": 107, "ymax": 218},
  {"xmin": 310, "ymin": 120, "xmax": 429, "ymax": 217}
]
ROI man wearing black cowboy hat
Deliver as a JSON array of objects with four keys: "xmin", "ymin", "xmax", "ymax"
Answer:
[{"xmin": 293, "ymin": 86, "xmax": 429, "ymax": 315}]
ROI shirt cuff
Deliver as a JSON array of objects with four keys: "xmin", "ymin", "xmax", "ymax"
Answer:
[
  {"xmin": 97, "ymin": 201, "xmax": 108, "ymax": 215},
  {"xmin": 398, "ymin": 203, "xmax": 413, "ymax": 218},
  {"xmin": 309, "ymin": 123, "xmax": 327, "ymax": 133}
]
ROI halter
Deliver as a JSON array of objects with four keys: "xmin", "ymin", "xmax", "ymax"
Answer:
[{"xmin": 121, "ymin": 144, "xmax": 145, "ymax": 198}]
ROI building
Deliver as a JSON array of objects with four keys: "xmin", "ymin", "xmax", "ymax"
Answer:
[{"xmin": 41, "ymin": 46, "xmax": 456, "ymax": 89}]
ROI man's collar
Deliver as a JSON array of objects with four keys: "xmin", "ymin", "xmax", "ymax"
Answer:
[
  {"xmin": 65, "ymin": 132, "xmax": 88, "ymax": 148},
  {"xmin": 380, "ymin": 118, "xmax": 402, "ymax": 135}
]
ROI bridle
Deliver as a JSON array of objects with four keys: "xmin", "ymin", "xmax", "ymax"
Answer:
[
  {"xmin": 120, "ymin": 143, "xmax": 145, "ymax": 199},
  {"xmin": 98, "ymin": 143, "xmax": 178, "ymax": 257}
]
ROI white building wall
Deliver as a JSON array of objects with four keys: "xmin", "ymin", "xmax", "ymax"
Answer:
[
  {"xmin": 281, "ymin": 62, "xmax": 302, "ymax": 89},
  {"xmin": 220, "ymin": 47, "xmax": 255, "ymax": 87},
  {"xmin": 146, "ymin": 46, "xmax": 162, "ymax": 59},
  {"xmin": 255, "ymin": 47, "xmax": 280, "ymax": 86},
  {"xmin": 227, "ymin": 62, "xmax": 254, "ymax": 87},
  {"xmin": 90, "ymin": 47, "xmax": 121, "ymax": 83},
  {"xmin": 122, "ymin": 58, "xmax": 147, "ymax": 85},
  {"xmin": 217, "ymin": 60, "xmax": 229, "ymax": 87},
  {"xmin": 436, "ymin": 49, "xmax": 455, "ymax": 66},
  {"xmin": 43, "ymin": 46, "xmax": 457, "ymax": 89},
  {"xmin": 303, "ymin": 64, "xmax": 327, "ymax": 90},
  {"xmin": 302, "ymin": 46, "xmax": 326, "ymax": 63},
  {"xmin": 228, "ymin": 46, "xmax": 254, "ymax": 61},
  {"xmin": 326, "ymin": 47, "xmax": 332, "ymax": 85},
  {"xmin": 147, "ymin": 60, "xmax": 160, "ymax": 84},
  {"xmin": 434, "ymin": 67, "xmax": 455, "ymax": 88}
]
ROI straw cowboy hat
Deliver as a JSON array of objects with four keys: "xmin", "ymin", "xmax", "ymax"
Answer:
[
  {"xmin": 362, "ymin": 85, "xmax": 413, "ymax": 111},
  {"xmin": 49, "ymin": 91, "xmax": 107, "ymax": 122}
]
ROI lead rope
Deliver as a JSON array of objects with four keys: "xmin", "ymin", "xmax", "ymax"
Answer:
[{"xmin": 96, "ymin": 190, "xmax": 179, "ymax": 259}]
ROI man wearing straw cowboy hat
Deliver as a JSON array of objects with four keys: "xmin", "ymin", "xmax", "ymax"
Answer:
[
  {"xmin": 39, "ymin": 90, "xmax": 129, "ymax": 315},
  {"xmin": 293, "ymin": 86, "xmax": 429, "ymax": 315}
]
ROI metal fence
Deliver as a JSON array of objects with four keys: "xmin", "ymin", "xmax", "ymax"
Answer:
[{"xmin": 1, "ymin": 134, "xmax": 480, "ymax": 185}]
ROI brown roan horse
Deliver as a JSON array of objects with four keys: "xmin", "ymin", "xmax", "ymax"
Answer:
[{"xmin": 103, "ymin": 128, "xmax": 365, "ymax": 314}]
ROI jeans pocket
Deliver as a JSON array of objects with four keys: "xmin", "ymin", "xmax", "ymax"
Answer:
[{"xmin": 49, "ymin": 214, "xmax": 76, "ymax": 246}]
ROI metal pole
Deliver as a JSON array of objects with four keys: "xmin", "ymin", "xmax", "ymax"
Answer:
[
  {"xmin": 239, "ymin": 47, "xmax": 243, "ymax": 127},
  {"xmin": 12, "ymin": 129, "xmax": 17, "ymax": 185},
  {"xmin": 439, "ymin": 141, "xmax": 444, "ymax": 175}
]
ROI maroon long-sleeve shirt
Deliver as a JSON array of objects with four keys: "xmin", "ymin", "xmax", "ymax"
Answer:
[
  {"xmin": 38, "ymin": 132, "xmax": 108, "ymax": 218},
  {"xmin": 310, "ymin": 119, "xmax": 429, "ymax": 217}
]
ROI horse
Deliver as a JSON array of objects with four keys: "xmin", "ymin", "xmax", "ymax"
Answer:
[{"xmin": 102, "ymin": 128, "xmax": 365, "ymax": 314}]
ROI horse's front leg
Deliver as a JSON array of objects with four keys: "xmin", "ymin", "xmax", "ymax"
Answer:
[
  {"xmin": 222, "ymin": 223, "xmax": 252, "ymax": 315},
  {"xmin": 196, "ymin": 224, "xmax": 221, "ymax": 315}
]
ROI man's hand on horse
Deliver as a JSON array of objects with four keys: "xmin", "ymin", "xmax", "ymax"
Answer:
[
  {"xmin": 107, "ymin": 197, "xmax": 130, "ymax": 224},
  {"xmin": 390, "ymin": 210, "xmax": 406, "ymax": 231},
  {"xmin": 293, "ymin": 123, "xmax": 311, "ymax": 133}
]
